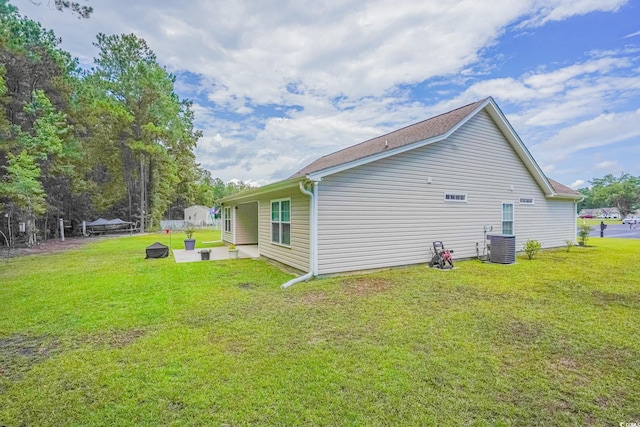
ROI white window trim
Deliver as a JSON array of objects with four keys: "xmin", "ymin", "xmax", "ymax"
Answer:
[
  {"xmin": 271, "ymin": 198, "xmax": 292, "ymax": 247},
  {"xmin": 444, "ymin": 192, "xmax": 468, "ymax": 203},
  {"xmin": 502, "ymin": 202, "xmax": 514, "ymax": 235},
  {"xmin": 223, "ymin": 207, "xmax": 232, "ymax": 233},
  {"xmin": 519, "ymin": 197, "xmax": 535, "ymax": 205}
]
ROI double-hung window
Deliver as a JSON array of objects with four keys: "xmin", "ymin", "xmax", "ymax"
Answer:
[
  {"xmin": 271, "ymin": 199, "xmax": 291, "ymax": 246},
  {"xmin": 502, "ymin": 203, "xmax": 514, "ymax": 235},
  {"xmin": 224, "ymin": 207, "xmax": 231, "ymax": 233}
]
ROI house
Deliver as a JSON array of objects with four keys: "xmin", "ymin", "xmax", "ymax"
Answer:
[
  {"xmin": 219, "ymin": 97, "xmax": 582, "ymax": 281},
  {"xmin": 578, "ymin": 208, "xmax": 598, "ymax": 218},
  {"xmin": 184, "ymin": 205, "xmax": 214, "ymax": 226},
  {"xmin": 578, "ymin": 207, "xmax": 621, "ymax": 219},
  {"xmin": 600, "ymin": 207, "xmax": 620, "ymax": 219}
]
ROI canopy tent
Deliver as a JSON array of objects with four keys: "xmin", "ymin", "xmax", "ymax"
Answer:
[
  {"xmin": 85, "ymin": 218, "xmax": 109, "ymax": 226},
  {"xmin": 104, "ymin": 218, "xmax": 131, "ymax": 225},
  {"xmin": 84, "ymin": 218, "xmax": 136, "ymax": 235}
]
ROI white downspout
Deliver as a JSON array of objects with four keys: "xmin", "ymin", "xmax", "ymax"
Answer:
[
  {"xmin": 282, "ymin": 181, "xmax": 316, "ymax": 289},
  {"xmin": 574, "ymin": 200, "xmax": 578, "ymax": 244}
]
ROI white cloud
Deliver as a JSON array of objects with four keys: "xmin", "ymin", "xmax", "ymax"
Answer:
[
  {"xmin": 533, "ymin": 109, "xmax": 640, "ymax": 162},
  {"xmin": 594, "ymin": 160, "xmax": 618, "ymax": 170},
  {"xmin": 570, "ymin": 179, "xmax": 585, "ymax": 189},
  {"xmin": 519, "ymin": 0, "xmax": 627, "ymax": 27},
  {"xmin": 11, "ymin": 0, "xmax": 639, "ymax": 184}
]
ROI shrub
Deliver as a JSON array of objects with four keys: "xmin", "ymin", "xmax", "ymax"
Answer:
[
  {"xmin": 577, "ymin": 224, "xmax": 592, "ymax": 246},
  {"xmin": 565, "ymin": 239, "xmax": 574, "ymax": 252},
  {"xmin": 523, "ymin": 239, "xmax": 542, "ymax": 260}
]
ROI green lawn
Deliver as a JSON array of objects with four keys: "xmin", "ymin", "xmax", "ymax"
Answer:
[
  {"xmin": 577, "ymin": 218, "xmax": 622, "ymax": 226},
  {"xmin": 1, "ymin": 231, "xmax": 639, "ymax": 425}
]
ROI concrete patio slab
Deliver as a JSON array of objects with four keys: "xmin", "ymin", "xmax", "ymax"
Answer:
[{"xmin": 172, "ymin": 245, "xmax": 259, "ymax": 263}]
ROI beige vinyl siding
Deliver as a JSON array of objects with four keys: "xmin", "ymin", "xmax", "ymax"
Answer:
[
  {"xmin": 235, "ymin": 202, "xmax": 258, "ymax": 244},
  {"xmin": 256, "ymin": 189, "xmax": 310, "ymax": 272},
  {"xmin": 316, "ymin": 109, "xmax": 575, "ymax": 274}
]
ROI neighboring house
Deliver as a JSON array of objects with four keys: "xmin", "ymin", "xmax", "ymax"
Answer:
[
  {"xmin": 600, "ymin": 207, "xmax": 620, "ymax": 219},
  {"xmin": 578, "ymin": 207, "xmax": 621, "ymax": 219},
  {"xmin": 184, "ymin": 205, "xmax": 214, "ymax": 226},
  {"xmin": 219, "ymin": 97, "xmax": 582, "ymax": 278},
  {"xmin": 578, "ymin": 208, "xmax": 598, "ymax": 218}
]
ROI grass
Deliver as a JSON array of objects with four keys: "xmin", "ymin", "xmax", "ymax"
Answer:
[
  {"xmin": 1, "ymin": 231, "xmax": 639, "ymax": 425},
  {"xmin": 578, "ymin": 218, "xmax": 623, "ymax": 226}
]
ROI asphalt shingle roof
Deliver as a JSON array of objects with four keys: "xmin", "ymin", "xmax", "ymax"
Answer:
[
  {"xmin": 547, "ymin": 178, "xmax": 581, "ymax": 196},
  {"xmin": 291, "ymin": 99, "xmax": 487, "ymax": 178}
]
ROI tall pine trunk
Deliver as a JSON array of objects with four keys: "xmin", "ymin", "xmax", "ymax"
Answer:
[{"xmin": 139, "ymin": 156, "xmax": 145, "ymax": 233}]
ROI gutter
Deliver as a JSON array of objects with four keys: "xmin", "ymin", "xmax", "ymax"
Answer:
[
  {"xmin": 219, "ymin": 177, "xmax": 305, "ymax": 204},
  {"xmin": 281, "ymin": 180, "xmax": 318, "ymax": 288}
]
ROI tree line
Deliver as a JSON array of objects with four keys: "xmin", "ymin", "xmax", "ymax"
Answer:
[
  {"xmin": 578, "ymin": 173, "xmax": 640, "ymax": 218},
  {"xmin": 0, "ymin": 1, "xmax": 246, "ymax": 245}
]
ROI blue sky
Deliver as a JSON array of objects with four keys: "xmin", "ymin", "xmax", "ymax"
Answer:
[{"xmin": 12, "ymin": 0, "xmax": 640, "ymax": 188}]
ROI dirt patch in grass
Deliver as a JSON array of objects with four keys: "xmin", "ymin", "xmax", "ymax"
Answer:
[
  {"xmin": 556, "ymin": 357, "xmax": 579, "ymax": 370},
  {"xmin": 547, "ymin": 357, "xmax": 588, "ymax": 384},
  {"xmin": 238, "ymin": 282, "xmax": 257, "ymax": 290},
  {"xmin": 167, "ymin": 400, "xmax": 186, "ymax": 412},
  {"xmin": 0, "ymin": 334, "xmax": 60, "ymax": 381},
  {"xmin": 341, "ymin": 277, "xmax": 393, "ymax": 296},
  {"xmin": 591, "ymin": 290, "xmax": 640, "ymax": 308},
  {"xmin": 298, "ymin": 290, "xmax": 330, "ymax": 305},
  {"xmin": 83, "ymin": 329, "xmax": 148, "ymax": 349},
  {"xmin": 0, "ymin": 237, "xmax": 93, "ymax": 259},
  {"xmin": 503, "ymin": 319, "xmax": 545, "ymax": 344},
  {"xmin": 222, "ymin": 340, "xmax": 246, "ymax": 356}
]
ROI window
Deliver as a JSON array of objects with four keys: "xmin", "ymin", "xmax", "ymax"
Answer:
[
  {"xmin": 519, "ymin": 197, "xmax": 534, "ymax": 205},
  {"xmin": 444, "ymin": 192, "xmax": 467, "ymax": 202},
  {"xmin": 224, "ymin": 207, "xmax": 231, "ymax": 233},
  {"xmin": 271, "ymin": 198, "xmax": 291, "ymax": 246},
  {"xmin": 502, "ymin": 203, "xmax": 514, "ymax": 235}
]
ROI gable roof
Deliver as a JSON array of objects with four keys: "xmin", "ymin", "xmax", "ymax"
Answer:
[
  {"xmin": 291, "ymin": 98, "xmax": 487, "ymax": 178},
  {"xmin": 221, "ymin": 97, "xmax": 582, "ymax": 203}
]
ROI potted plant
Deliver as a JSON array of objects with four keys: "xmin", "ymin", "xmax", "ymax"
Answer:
[
  {"xmin": 199, "ymin": 248, "xmax": 212, "ymax": 261},
  {"xmin": 184, "ymin": 225, "xmax": 196, "ymax": 250},
  {"xmin": 228, "ymin": 244, "xmax": 239, "ymax": 259}
]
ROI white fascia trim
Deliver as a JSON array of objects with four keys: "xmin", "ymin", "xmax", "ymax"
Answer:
[
  {"xmin": 545, "ymin": 193, "xmax": 584, "ymax": 201},
  {"xmin": 219, "ymin": 177, "xmax": 304, "ymax": 204}
]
